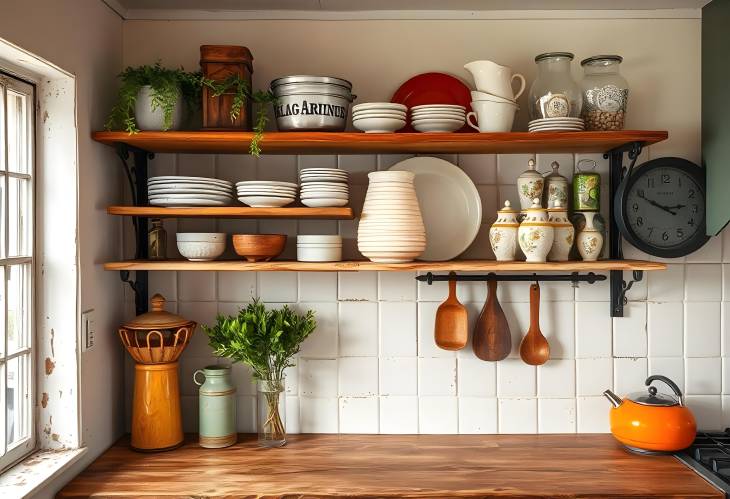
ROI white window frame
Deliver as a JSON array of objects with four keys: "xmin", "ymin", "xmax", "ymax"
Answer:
[{"xmin": 0, "ymin": 72, "xmax": 35, "ymax": 472}]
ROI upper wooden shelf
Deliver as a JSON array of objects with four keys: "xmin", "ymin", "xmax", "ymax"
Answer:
[
  {"xmin": 103, "ymin": 259, "xmax": 667, "ymax": 272},
  {"xmin": 92, "ymin": 130, "xmax": 668, "ymax": 155},
  {"xmin": 107, "ymin": 206, "xmax": 354, "ymax": 219}
]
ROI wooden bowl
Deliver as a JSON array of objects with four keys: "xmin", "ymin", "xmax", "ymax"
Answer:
[{"xmin": 232, "ymin": 234, "xmax": 287, "ymax": 262}]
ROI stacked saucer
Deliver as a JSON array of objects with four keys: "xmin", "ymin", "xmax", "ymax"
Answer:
[
  {"xmin": 352, "ymin": 103, "xmax": 407, "ymax": 133},
  {"xmin": 299, "ymin": 168, "xmax": 349, "ymax": 207},
  {"xmin": 357, "ymin": 170, "xmax": 426, "ymax": 263},
  {"xmin": 148, "ymin": 176, "xmax": 233, "ymax": 207},
  {"xmin": 236, "ymin": 181, "xmax": 297, "ymax": 207},
  {"xmin": 297, "ymin": 235, "xmax": 343, "ymax": 262},
  {"xmin": 528, "ymin": 117, "xmax": 585, "ymax": 132},
  {"xmin": 411, "ymin": 104, "xmax": 466, "ymax": 133}
]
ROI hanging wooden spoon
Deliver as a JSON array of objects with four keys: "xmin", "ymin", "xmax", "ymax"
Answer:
[
  {"xmin": 434, "ymin": 272, "xmax": 468, "ymax": 350},
  {"xmin": 472, "ymin": 279, "xmax": 511, "ymax": 361},
  {"xmin": 520, "ymin": 283, "xmax": 550, "ymax": 365}
]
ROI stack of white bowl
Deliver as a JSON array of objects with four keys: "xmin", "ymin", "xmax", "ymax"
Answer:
[
  {"xmin": 299, "ymin": 168, "xmax": 349, "ymax": 207},
  {"xmin": 357, "ymin": 170, "xmax": 426, "ymax": 263},
  {"xmin": 236, "ymin": 181, "xmax": 298, "ymax": 207},
  {"xmin": 176, "ymin": 233, "xmax": 226, "ymax": 261},
  {"xmin": 352, "ymin": 103, "xmax": 407, "ymax": 133},
  {"xmin": 410, "ymin": 104, "xmax": 466, "ymax": 133},
  {"xmin": 297, "ymin": 235, "xmax": 343, "ymax": 262},
  {"xmin": 148, "ymin": 176, "xmax": 234, "ymax": 207}
]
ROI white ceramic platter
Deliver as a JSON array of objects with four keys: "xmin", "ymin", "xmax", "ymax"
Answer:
[
  {"xmin": 149, "ymin": 198, "xmax": 231, "ymax": 207},
  {"xmin": 411, "ymin": 104, "xmax": 466, "ymax": 112},
  {"xmin": 353, "ymin": 102, "xmax": 407, "ymax": 112},
  {"xmin": 147, "ymin": 182, "xmax": 232, "ymax": 193},
  {"xmin": 389, "ymin": 156, "xmax": 481, "ymax": 261},
  {"xmin": 149, "ymin": 192, "xmax": 232, "ymax": 201},
  {"xmin": 149, "ymin": 187, "xmax": 233, "ymax": 196},
  {"xmin": 149, "ymin": 176, "xmax": 232, "ymax": 188},
  {"xmin": 236, "ymin": 180, "xmax": 298, "ymax": 188}
]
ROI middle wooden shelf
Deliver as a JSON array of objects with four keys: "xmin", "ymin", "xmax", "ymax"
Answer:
[
  {"xmin": 103, "ymin": 259, "xmax": 667, "ymax": 272},
  {"xmin": 107, "ymin": 205, "xmax": 355, "ymax": 219}
]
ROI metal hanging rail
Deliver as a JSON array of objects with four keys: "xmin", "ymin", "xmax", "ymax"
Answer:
[{"xmin": 416, "ymin": 271, "xmax": 606, "ymax": 285}]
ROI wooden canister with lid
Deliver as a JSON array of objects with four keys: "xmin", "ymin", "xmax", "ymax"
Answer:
[{"xmin": 200, "ymin": 45, "xmax": 254, "ymax": 130}]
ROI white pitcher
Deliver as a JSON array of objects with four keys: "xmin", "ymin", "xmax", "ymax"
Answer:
[{"xmin": 464, "ymin": 60, "xmax": 526, "ymax": 102}]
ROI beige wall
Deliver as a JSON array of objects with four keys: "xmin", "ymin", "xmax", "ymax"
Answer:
[
  {"xmin": 0, "ymin": 0, "xmax": 124, "ymax": 496},
  {"xmin": 123, "ymin": 17, "xmax": 700, "ymax": 160}
]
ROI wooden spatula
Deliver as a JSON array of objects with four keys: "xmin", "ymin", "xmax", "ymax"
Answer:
[
  {"xmin": 520, "ymin": 283, "xmax": 550, "ymax": 365},
  {"xmin": 472, "ymin": 280, "xmax": 511, "ymax": 361},
  {"xmin": 434, "ymin": 272, "xmax": 468, "ymax": 350}
]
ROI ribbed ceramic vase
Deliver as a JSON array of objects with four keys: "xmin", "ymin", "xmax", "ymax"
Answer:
[{"xmin": 357, "ymin": 171, "xmax": 426, "ymax": 263}]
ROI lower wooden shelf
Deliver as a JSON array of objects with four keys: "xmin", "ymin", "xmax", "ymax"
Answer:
[{"xmin": 103, "ymin": 259, "xmax": 667, "ymax": 272}]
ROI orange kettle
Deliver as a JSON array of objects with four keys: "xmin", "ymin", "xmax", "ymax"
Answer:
[{"xmin": 603, "ymin": 375, "xmax": 696, "ymax": 454}]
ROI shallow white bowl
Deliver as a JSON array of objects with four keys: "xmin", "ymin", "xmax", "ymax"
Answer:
[
  {"xmin": 301, "ymin": 198, "xmax": 349, "ymax": 207},
  {"xmin": 297, "ymin": 245, "xmax": 343, "ymax": 262},
  {"xmin": 176, "ymin": 232, "xmax": 226, "ymax": 243},
  {"xmin": 353, "ymin": 116, "xmax": 406, "ymax": 133},
  {"xmin": 353, "ymin": 102, "xmax": 407, "ymax": 113},
  {"xmin": 297, "ymin": 235, "xmax": 343, "ymax": 244},
  {"xmin": 236, "ymin": 180, "xmax": 298, "ymax": 189},
  {"xmin": 411, "ymin": 104, "xmax": 466, "ymax": 112},
  {"xmin": 238, "ymin": 196, "xmax": 295, "ymax": 207},
  {"xmin": 412, "ymin": 120, "xmax": 464, "ymax": 133},
  {"xmin": 177, "ymin": 241, "xmax": 226, "ymax": 262}
]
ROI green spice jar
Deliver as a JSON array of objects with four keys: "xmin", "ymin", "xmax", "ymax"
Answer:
[{"xmin": 573, "ymin": 159, "xmax": 601, "ymax": 211}]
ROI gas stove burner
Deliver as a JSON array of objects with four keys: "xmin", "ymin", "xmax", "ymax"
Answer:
[{"xmin": 676, "ymin": 430, "xmax": 730, "ymax": 497}]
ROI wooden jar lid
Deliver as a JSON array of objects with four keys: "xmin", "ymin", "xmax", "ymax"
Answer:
[{"xmin": 122, "ymin": 294, "xmax": 194, "ymax": 330}]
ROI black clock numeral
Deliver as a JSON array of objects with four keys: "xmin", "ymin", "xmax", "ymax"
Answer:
[
  {"xmin": 688, "ymin": 218, "xmax": 695, "ymax": 227},
  {"xmin": 636, "ymin": 217, "xmax": 644, "ymax": 227},
  {"xmin": 662, "ymin": 231, "xmax": 669, "ymax": 241},
  {"xmin": 632, "ymin": 203, "xmax": 639, "ymax": 212},
  {"xmin": 692, "ymin": 204, "xmax": 698, "ymax": 213},
  {"xmin": 689, "ymin": 189, "xmax": 695, "ymax": 199},
  {"xmin": 677, "ymin": 228, "xmax": 684, "ymax": 238},
  {"xmin": 648, "ymin": 177, "xmax": 655, "ymax": 188},
  {"xmin": 648, "ymin": 227, "xmax": 654, "ymax": 238},
  {"xmin": 678, "ymin": 177, "xmax": 682, "ymax": 188},
  {"xmin": 662, "ymin": 174, "xmax": 671, "ymax": 184}
]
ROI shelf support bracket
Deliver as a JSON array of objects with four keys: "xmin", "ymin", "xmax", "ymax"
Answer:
[
  {"xmin": 115, "ymin": 144, "xmax": 153, "ymax": 315},
  {"xmin": 605, "ymin": 141, "xmax": 644, "ymax": 317}
]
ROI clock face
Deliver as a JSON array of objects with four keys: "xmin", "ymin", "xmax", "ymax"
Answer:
[{"xmin": 616, "ymin": 158, "xmax": 709, "ymax": 258}]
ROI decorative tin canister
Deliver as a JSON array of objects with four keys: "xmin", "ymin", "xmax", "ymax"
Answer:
[
  {"xmin": 193, "ymin": 365, "xmax": 237, "ymax": 449},
  {"xmin": 573, "ymin": 159, "xmax": 601, "ymax": 211}
]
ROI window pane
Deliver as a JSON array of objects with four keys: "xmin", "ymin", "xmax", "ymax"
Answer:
[
  {"xmin": 7, "ymin": 265, "xmax": 29, "ymax": 355},
  {"xmin": 0, "ymin": 85, "xmax": 5, "ymax": 172},
  {"xmin": 6, "ymin": 355, "xmax": 30, "ymax": 446},
  {"xmin": 0, "ymin": 178, "xmax": 5, "ymax": 260},
  {"xmin": 0, "ymin": 362, "xmax": 5, "ymax": 456},
  {"xmin": 8, "ymin": 177, "xmax": 30, "ymax": 257},
  {"xmin": 6, "ymin": 90, "xmax": 29, "ymax": 174}
]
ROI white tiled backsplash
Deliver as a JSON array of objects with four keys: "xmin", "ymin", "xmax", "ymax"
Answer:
[{"xmin": 123, "ymin": 149, "xmax": 730, "ymax": 434}]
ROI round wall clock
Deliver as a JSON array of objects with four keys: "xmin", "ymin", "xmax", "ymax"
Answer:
[{"xmin": 614, "ymin": 157, "xmax": 709, "ymax": 258}]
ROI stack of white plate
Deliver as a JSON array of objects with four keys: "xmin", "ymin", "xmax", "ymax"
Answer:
[
  {"xmin": 236, "ymin": 181, "xmax": 298, "ymax": 207},
  {"xmin": 148, "ymin": 176, "xmax": 234, "ymax": 207},
  {"xmin": 352, "ymin": 103, "xmax": 407, "ymax": 133},
  {"xmin": 411, "ymin": 104, "xmax": 466, "ymax": 133},
  {"xmin": 357, "ymin": 170, "xmax": 426, "ymax": 263},
  {"xmin": 299, "ymin": 168, "xmax": 349, "ymax": 207},
  {"xmin": 297, "ymin": 235, "xmax": 343, "ymax": 262},
  {"xmin": 528, "ymin": 117, "xmax": 585, "ymax": 132}
]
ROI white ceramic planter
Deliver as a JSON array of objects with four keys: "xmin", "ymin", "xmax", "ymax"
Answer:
[
  {"xmin": 518, "ymin": 198, "xmax": 554, "ymax": 263},
  {"xmin": 135, "ymin": 85, "xmax": 182, "ymax": 131},
  {"xmin": 489, "ymin": 200, "xmax": 519, "ymax": 261},
  {"xmin": 577, "ymin": 211, "xmax": 604, "ymax": 261}
]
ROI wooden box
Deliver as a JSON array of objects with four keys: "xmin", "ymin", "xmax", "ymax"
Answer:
[{"xmin": 200, "ymin": 45, "xmax": 254, "ymax": 130}]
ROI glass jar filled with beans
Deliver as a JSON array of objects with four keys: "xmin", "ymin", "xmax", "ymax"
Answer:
[{"xmin": 580, "ymin": 55, "xmax": 628, "ymax": 131}]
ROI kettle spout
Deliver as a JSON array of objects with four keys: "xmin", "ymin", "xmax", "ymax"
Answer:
[{"xmin": 603, "ymin": 389, "xmax": 623, "ymax": 408}]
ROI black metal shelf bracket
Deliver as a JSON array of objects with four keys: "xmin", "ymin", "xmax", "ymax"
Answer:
[
  {"xmin": 116, "ymin": 144, "xmax": 154, "ymax": 315},
  {"xmin": 605, "ymin": 140, "xmax": 644, "ymax": 317},
  {"xmin": 416, "ymin": 272, "xmax": 606, "ymax": 285}
]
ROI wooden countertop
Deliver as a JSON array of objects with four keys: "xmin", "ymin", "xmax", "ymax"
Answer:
[{"xmin": 58, "ymin": 434, "xmax": 722, "ymax": 498}]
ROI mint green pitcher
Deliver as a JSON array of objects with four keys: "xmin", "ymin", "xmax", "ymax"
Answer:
[{"xmin": 193, "ymin": 365, "xmax": 237, "ymax": 448}]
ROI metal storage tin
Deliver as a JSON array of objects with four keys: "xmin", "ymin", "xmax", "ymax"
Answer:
[
  {"xmin": 271, "ymin": 75, "xmax": 352, "ymax": 89},
  {"xmin": 194, "ymin": 365, "xmax": 237, "ymax": 449},
  {"xmin": 573, "ymin": 159, "xmax": 601, "ymax": 211},
  {"xmin": 271, "ymin": 75, "xmax": 355, "ymax": 131}
]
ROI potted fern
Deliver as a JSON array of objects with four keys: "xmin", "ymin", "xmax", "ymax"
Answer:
[{"xmin": 203, "ymin": 300, "xmax": 316, "ymax": 447}]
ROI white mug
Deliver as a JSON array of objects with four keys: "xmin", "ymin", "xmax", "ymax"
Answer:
[
  {"xmin": 466, "ymin": 100, "xmax": 518, "ymax": 133},
  {"xmin": 464, "ymin": 60, "xmax": 526, "ymax": 101}
]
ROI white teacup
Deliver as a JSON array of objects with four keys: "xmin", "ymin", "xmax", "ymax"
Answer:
[
  {"xmin": 464, "ymin": 60, "xmax": 526, "ymax": 101},
  {"xmin": 466, "ymin": 100, "xmax": 518, "ymax": 133},
  {"xmin": 470, "ymin": 90, "xmax": 516, "ymax": 105}
]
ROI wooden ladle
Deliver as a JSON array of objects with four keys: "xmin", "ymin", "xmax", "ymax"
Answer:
[
  {"xmin": 520, "ymin": 283, "xmax": 551, "ymax": 365},
  {"xmin": 434, "ymin": 272, "xmax": 468, "ymax": 350},
  {"xmin": 472, "ymin": 279, "xmax": 511, "ymax": 361}
]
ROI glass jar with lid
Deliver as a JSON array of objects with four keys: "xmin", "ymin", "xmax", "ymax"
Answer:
[
  {"xmin": 528, "ymin": 52, "xmax": 583, "ymax": 120},
  {"xmin": 580, "ymin": 55, "xmax": 628, "ymax": 131}
]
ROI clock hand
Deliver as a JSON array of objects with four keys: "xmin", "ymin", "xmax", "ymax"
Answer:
[
  {"xmin": 666, "ymin": 204, "xmax": 687, "ymax": 210},
  {"xmin": 637, "ymin": 193, "xmax": 678, "ymax": 216}
]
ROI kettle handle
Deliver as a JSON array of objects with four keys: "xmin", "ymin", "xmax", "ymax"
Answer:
[{"xmin": 646, "ymin": 375, "xmax": 684, "ymax": 405}]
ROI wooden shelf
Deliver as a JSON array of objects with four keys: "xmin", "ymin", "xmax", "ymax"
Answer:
[
  {"xmin": 103, "ymin": 259, "xmax": 667, "ymax": 272},
  {"xmin": 92, "ymin": 130, "xmax": 668, "ymax": 155},
  {"xmin": 107, "ymin": 206, "xmax": 355, "ymax": 219}
]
